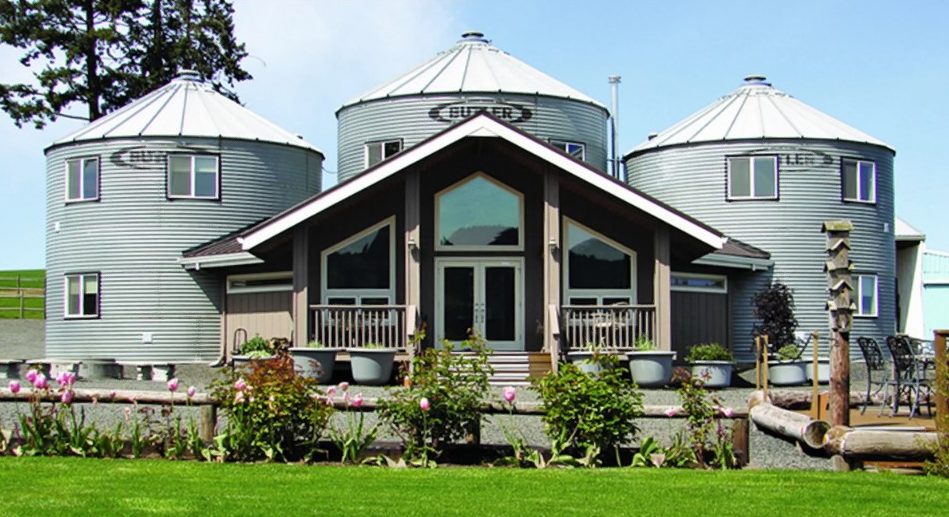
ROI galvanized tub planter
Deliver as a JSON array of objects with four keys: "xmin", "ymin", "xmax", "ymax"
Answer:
[
  {"xmin": 689, "ymin": 361, "xmax": 733, "ymax": 389},
  {"xmin": 289, "ymin": 348, "xmax": 339, "ymax": 384},
  {"xmin": 348, "ymin": 348, "xmax": 396, "ymax": 385},
  {"xmin": 805, "ymin": 358, "xmax": 830, "ymax": 383},
  {"xmin": 565, "ymin": 351, "xmax": 622, "ymax": 375},
  {"xmin": 231, "ymin": 354, "xmax": 275, "ymax": 368},
  {"xmin": 769, "ymin": 360, "xmax": 807, "ymax": 386},
  {"xmin": 627, "ymin": 351, "xmax": 676, "ymax": 388}
]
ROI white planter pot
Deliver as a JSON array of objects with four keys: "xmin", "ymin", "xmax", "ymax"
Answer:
[
  {"xmin": 770, "ymin": 361, "xmax": 807, "ymax": 386},
  {"xmin": 690, "ymin": 361, "xmax": 733, "ymax": 388},
  {"xmin": 805, "ymin": 358, "xmax": 830, "ymax": 384},
  {"xmin": 290, "ymin": 348, "xmax": 339, "ymax": 383},
  {"xmin": 566, "ymin": 351, "xmax": 619, "ymax": 375},
  {"xmin": 627, "ymin": 351, "xmax": 676, "ymax": 388},
  {"xmin": 349, "ymin": 348, "xmax": 396, "ymax": 385}
]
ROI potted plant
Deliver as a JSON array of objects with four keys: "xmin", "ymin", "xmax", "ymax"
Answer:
[
  {"xmin": 566, "ymin": 343, "xmax": 616, "ymax": 375},
  {"xmin": 348, "ymin": 343, "xmax": 396, "ymax": 385},
  {"xmin": 232, "ymin": 335, "xmax": 275, "ymax": 367},
  {"xmin": 769, "ymin": 344, "xmax": 807, "ymax": 386},
  {"xmin": 626, "ymin": 336, "xmax": 676, "ymax": 388},
  {"xmin": 289, "ymin": 341, "xmax": 339, "ymax": 383},
  {"xmin": 685, "ymin": 343, "xmax": 734, "ymax": 389}
]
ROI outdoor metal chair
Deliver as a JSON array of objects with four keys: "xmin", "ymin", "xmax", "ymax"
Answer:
[
  {"xmin": 855, "ymin": 337, "xmax": 890, "ymax": 415},
  {"xmin": 885, "ymin": 335, "xmax": 932, "ymax": 418}
]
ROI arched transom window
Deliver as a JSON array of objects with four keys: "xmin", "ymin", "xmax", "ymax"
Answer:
[
  {"xmin": 321, "ymin": 218, "xmax": 394, "ymax": 305},
  {"xmin": 435, "ymin": 173, "xmax": 523, "ymax": 251},
  {"xmin": 564, "ymin": 218, "xmax": 637, "ymax": 305}
]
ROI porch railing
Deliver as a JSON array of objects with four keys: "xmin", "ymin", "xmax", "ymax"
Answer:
[
  {"xmin": 560, "ymin": 304, "xmax": 657, "ymax": 352},
  {"xmin": 310, "ymin": 304, "xmax": 414, "ymax": 351}
]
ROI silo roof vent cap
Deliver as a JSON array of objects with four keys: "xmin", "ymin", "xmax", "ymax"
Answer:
[
  {"xmin": 743, "ymin": 74, "xmax": 770, "ymax": 86},
  {"xmin": 459, "ymin": 31, "xmax": 488, "ymax": 43},
  {"xmin": 175, "ymin": 69, "xmax": 202, "ymax": 82}
]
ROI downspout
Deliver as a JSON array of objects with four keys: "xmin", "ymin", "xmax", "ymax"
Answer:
[{"xmin": 608, "ymin": 75, "xmax": 621, "ymax": 180}]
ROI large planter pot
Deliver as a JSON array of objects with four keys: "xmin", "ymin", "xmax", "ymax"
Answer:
[
  {"xmin": 805, "ymin": 358, "xmax": 830, "ymax": 384},
  {"xmin": 566, "ymin": 351, "xmax": 619, "ymax": 375},
  {"xmin": 627, "ymin": 351, "xmax": 676, "ymax": 388},
  {"xmin": 770, "ymin": 361, "xmax": 807, "ymax": 386},
  {"xmin": 349, "ymin": 348, "xmax": 396, "ymax": 385},
  {"xmin": 290, "ymin": 348, "xmax": 339, "ymax": 383},
  {"xmin": 231, "ymin": 355, "xmax": 274, "ymax": 368},
  {"xmin": 689, "ymin": 361, "xmax": 733, "ymax": 388}
]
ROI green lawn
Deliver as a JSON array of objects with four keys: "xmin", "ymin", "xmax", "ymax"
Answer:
[
  {"xmin": 1, "ymin": 458, "xmax": 947, "ymax": 516},
  {"xmin": 0, "ymin": 269, "xmax": 45, "ymax": 319}
]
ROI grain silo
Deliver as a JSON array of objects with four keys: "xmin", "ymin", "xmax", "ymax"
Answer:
[
  {"xmin": 336, "ymin": 31, "xmax": 609, "ymax": 180},
  {"xmin": 45, "ymin": 71, "xmax": 323, "ymax": 362},
  {"xmin": 625, "ymin": 76, "xmax": 895, "ymax": 358}
]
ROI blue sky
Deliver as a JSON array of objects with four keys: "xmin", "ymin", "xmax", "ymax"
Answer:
[{"xmin": 0, "ymin": 0, "xmax": 946, "ymax": 269}]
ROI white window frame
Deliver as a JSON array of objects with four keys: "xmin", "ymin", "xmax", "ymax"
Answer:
[
  {"xmin": 727, "ymin": 156, "xmax": 778, "ymax": 201},
  {"xmin": 855, "ymin": 274, "xmax": 878, "ymax": 318},
  {"xmin": 64, "ymin": 157, "xmax": 100, "ymax": 203},
  {"xmin": 671, "ymin": 272, "xmax": 728, "ymax": 294},
  {"xmin": 364, "ymin": 139, "xmax": 403, "ymax": 168},
  {"xmin": 434, "ymin": 172, "xmax": 524, "ymax": 252},
  {"xmin": 64, "ymin": 272, "xmax": 99, "ymax": 319},
  {"xmin": 842, "ymin": 159, "xmax": 876, "ymax": 204},
  {"xmin": 226, "ymin": 272, "xmax": 293, "ymax": 294},
  {"xmin": 167, "ymin": 154, "xmax": 220, "ymax": 200},
  {"xmin": 549, "ymin": 139, "xmax": 586, "ymax": 161},
  {"xmin": 562, "ymin": 217, "xmax": 637, "ymax": 306},
  {"xmin": 320, "ymin": 217, "xmax": 395, "ymax": 305}
]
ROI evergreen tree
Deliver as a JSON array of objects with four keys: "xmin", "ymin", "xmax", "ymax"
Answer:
[{"xmin": 0, "ymin": 0, "xmax": 250, "ymax": 128}]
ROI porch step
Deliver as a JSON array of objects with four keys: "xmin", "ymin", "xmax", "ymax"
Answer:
[{"xmin": 485, "ymin": 352, "xmax": 551, "ymax": 386}]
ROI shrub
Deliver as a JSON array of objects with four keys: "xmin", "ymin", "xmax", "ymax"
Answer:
[
  {"xmin": 208, "ymin": 355, "xmax": 333, "ymax": 462},
  {"xmin": 532, "ymin": 355, "xmax": 643, "ymax": 463},
  {"xmin": 776, "ymin": 344, "xmax": 801, "ymax": 362},
  {"xmin": 753, "ymin": 281, "xmax": 798, "ymax": 350},
  {"xmin": 675, "ymin": 369, "xmax": 736, "ymax": 469},
  {"xmin": 378, "ymin": 337, "xmax": 492, "ymax": 463},
  {"xmin": 685, "ymin": 343, "xmax": 734, "ymax": 363},
  {"xmin": 633, "ymin": 336, "xmax": 656, "ymax": 351},
  {"xmin": 239, "ymin": 334, "xmax": 272, "ymax": 355}
]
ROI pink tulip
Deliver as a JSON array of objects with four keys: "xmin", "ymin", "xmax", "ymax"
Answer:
[
  {"xmin": 25, "ymin": 369, "xmax": 37, "ymax": 383},
  {"xmin": 502, "ymin": 386, "xmax": 516, "ymax": 403},
  {"xmin": 326, "ymin": 385, "xmax": 337, "ymax": 397},
  {"xmin": 419, "ymin": 397, "xmax": 431, "ymax": 412},
  {"xmin": 33, "ymin": 373, "xmax": 48, "ymax": 390},
  {"xmin": 720, "ymin": 407, "xmax": 735, "ymax": 418},
  {"xmin": 167, "ymin": 378, "xmax": 179, "ymax": 392},
  {"xmin": 123, "ymin": 407, "xmax": 132, "ymax": 421},
  {"xmin": 351, "ymin": 393, "xmax": 364, "ymax": 408},
  {"xmin": 338, "ymin": 381, "xmax": 350, "ymax": 392},
  {"xmin": 8, "ymin": 380, "xmax": 21, "ymax": 394},
  {"xmin": 61, "ymin": 390, "xmax": 74, "ymax": 404},
  {"xmin": 234, "ymin": 391, "xmax": 245, "ymax": 404},
  {"xmin": 234, "ymin": 379, "xmax": 247, "ymax": 392},
  {"xmin": 186, "ymin": 386, "xmax": 197, "ymax": 398},
  {"xmin": 663, "ymin": 407, "xmax": 677, "ymax": 418}
]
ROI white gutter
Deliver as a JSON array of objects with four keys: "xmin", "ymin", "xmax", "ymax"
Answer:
[
  {"xmin": 693, "ymin": 253, "xmax": 773, "ymax": 271},
  {"xmin": 178, "ymin": 252, "xmax": 264, "ymax": 270}
]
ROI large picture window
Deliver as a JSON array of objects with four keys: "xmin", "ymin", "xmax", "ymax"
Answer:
[
  {"xmin": 65, "ymin": 273, "xmax": 99, "ymax": 318},
  {"xmin": 842, "ymin": 159, "xmax": 876, "ymax": 203},
  {"xmin": 727, "ymin": 156, "xmax": 777, "ymax": 200},
  {"xmin": 563, "ymin": 218, "xmax": 636, "ymax": 305},
  {"xmin": 855, "ymin": 274, "xmax": 878, "ymax": 317},
  {"xmin": 321, "ymin": 218, "xmax": 394, "ymax": 305},
  {"xmin": 168, "ymin": 155, "xmax": 219, "ymax": 199},
  {"xmin": 65, "ymin": 157, "xmax": 99, "ymax": 202},
  {"xmin": 435, "ymin": 173, "xmax": 523, "ymax": 251}
]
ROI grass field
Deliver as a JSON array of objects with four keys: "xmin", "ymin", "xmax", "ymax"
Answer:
[
  {"xmin": 0, "ymin": 269, "xmax": 44, "ymax": 319},
  {"xmin": 1, "ymin": 457, "xmax": 947, "ymax": 516}
]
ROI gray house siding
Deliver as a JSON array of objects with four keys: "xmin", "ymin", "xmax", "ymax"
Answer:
[
  {"xmin": 337, "ymin": 94, "xmax": 608, "ymax": 180},
  {"xmin": 627, "ymin": 140, "xmax": 895, "ymax": 361},
  {"xmin": 45, "ymin": 137, "xmax": 323, "ymax": 361}
]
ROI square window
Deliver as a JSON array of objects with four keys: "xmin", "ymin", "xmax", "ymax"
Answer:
[
  {"xmin": 65, "ymin": 273, "xmax": 99, "ymax": 318},
  {"xmin": 550, "ymin": 139, "xmax": 586, "ymax": 161},
  {"xmin": 65, "ymin": 157, "xmax": 99, "ymax": 202},
  {"xmin": 855, "ymin": 274, "xmax": 878, "ymax": 317},
  {"xmin": 842, "ymin": 159, "xmax": 876, "ymax": 203},
  {"xmin": 728, "ymin": 156, "xmax": 777, "ymax": 200},
  {"xmin": 366, "ymin": 140, "xmax": 402, "ymax": 168},
  {"xmin": 168, "ymin": 155, "xmax": 219, "ymax": 199}
]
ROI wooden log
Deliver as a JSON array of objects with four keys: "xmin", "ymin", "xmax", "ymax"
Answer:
[
  {"xmin": 199, "ymin": 405, "xmax": 217, "ymax": 442},
  {"xmin": 0, "ymin": 387, "xmax": 214, "ymax": 405},
  {"xmin": 823, "ymin": 425, "xmax": 938, "ymax": 461},
  {"xmin": 935, "ymin": 330, "xmax": 948, "ymax": 432},
  {"xmin": 731, "ymin": 418, "xmax": 749, "ymax": 467},
  {"xmin": 765, "ymin": 389, "xmax": 879, "ymax": 410},
  {"xmin": 749, "ymin": 399, "xmax": 830, "ymax": 449}
]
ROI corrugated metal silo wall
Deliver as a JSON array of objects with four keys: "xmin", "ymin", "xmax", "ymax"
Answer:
[
  {"xmin": 337, "ymin": 94, "xmax": 608, "ymax": 180},
  {"xmin": 45, "ymin": 137, "xmax": 323, "ymax": 361},
  {"xmin": 626, "ymin": 140, "xmax": 895, "ymax": 362}
]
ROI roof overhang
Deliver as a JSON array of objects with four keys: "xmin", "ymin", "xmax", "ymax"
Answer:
[
  {"xmin": 239, "ymin": 114, "xmax": 726, "ymax": 252},
  {"xmin": 693, "ymin": 253, "xmax": 774, "ymax": 271},
  {"xmin": 178, "ymin": 252, "xmax": 263, "ymax": 270}
]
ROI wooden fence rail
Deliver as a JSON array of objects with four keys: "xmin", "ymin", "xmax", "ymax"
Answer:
[{"xmin": 0, "ymin": 275, "xmax": 45, "ymax": 319}]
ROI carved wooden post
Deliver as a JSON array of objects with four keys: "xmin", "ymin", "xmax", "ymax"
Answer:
[
  {"xmin": 823, "ymin": 220, "xmax": 854, "ymax": 428},
  {"xmin": 935, "ymin": 330, "xmax": 948, "ymax": 433}
]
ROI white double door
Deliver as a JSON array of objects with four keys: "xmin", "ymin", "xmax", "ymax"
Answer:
[{"xmin": 435, "ymin": 258, "xmax": 523, "ymax": 351}]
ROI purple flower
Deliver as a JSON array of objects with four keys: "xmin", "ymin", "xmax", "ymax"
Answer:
[
  {"xmin": 419, "ymin": 397, "xmax": 431, "ymax": 412},
  {"xmin": 33, "ymin": 373, "xmax": 48, "ymax": 390},
  {"xmin": 25, "ymin": 369, "xmax": 37, "ymax": 383},
  {"xmin": 234, "ymin": 379, "xmax": 247, "ymax": 392},
  {"xmin": 186, "ymin": 386, "xmax": 197, "ymax": 398},
  {"xmin": 234, "ymin": 391, "xmax": 245, "ymax": 404},
  {"xmin": 326, "ymin": 385, "xmax": 337, "ymax": 397},
  {"xmin": 351, "ymin": 393, "xmax": 364, "ymax": 408},
  {"xmin": 719, "ymin": 406, "xmax": 735, "ymax": 418},
  {"xmin": 663, "ymin": 407, "xmax": 677, "ymax": 418},
  {"xmin": 167, "ymin": 378, "xmax": 179, "ymax": 393},
  {"xmin": 61, "ymin": 390, "xmax": 74, "ymax": 405},
  {"xmin": 8, "ymin": 380, "xmax": 21, "ymax": 394},
  {"xmin": 502, "ymin": 386, "xmax": 516, "ymax": 403}
]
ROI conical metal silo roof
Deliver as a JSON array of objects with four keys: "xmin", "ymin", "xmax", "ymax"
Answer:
[
  {"xmin": 629, "ymin": 75, "xmax": 891, "ymax": 154},
  {"xmin": 49, "ymin": 71, "xmax": 322, "ymax": 154},
  {"xmin": 339, "ymin": 31, "xmax": 605, "ymax": 110}
]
